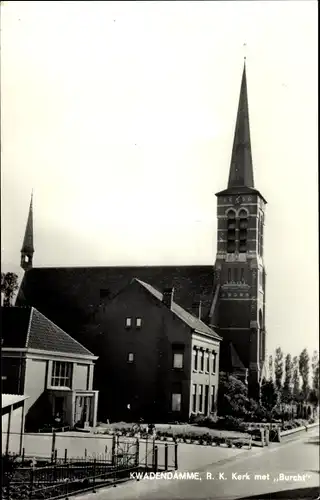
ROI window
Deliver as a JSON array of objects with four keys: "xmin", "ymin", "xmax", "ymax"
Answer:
[
  {"xmin": 51, "ymin": 361, "xmax": 72, "ymax": 388},
  {"xmin": 258, "ymin": 216, "xmax": 264, "ymax": 257},
  {"xmin": 127, "ymin": 353, "xmax": 134, "ymax": 363},
  {"xmin": 234, "ymin": 268, "xmax": 238, "ymax": 282},
  {"xmin": 211, "ymin": 352, "xmax": 216, "ymax": 374},
  {"xmin": 199, "ymin": 350, "xmax": 204, "ymax": 371},
  {"xmin": 238, "ymin": 210, "xmax": 248, "ymax": 253},
  {"xmin": 192, "ymin": 384, "xmax": 197, "ymax": 413},
  {"xmin": 173, "ymin": 353, "xmax": 183, "ymax": 369},
  {"xmin": 172, "ymin": 393, "xmax": 182, "ymax": 412},
  {"xmin": 227, "ymin": 210, "xmax": 236, "ymax": 253},
  {"xmin": 240, "ymin": 268, "xmax": 245, "ymax": 282},
  {"xmin": 227, "ymin": 268, "xmax": 231, "ymax": 282},
  {"xmin": 211, "ymin": 385, "xmax": 216, "ymax": 413},
  {"xmin": 259, "ymin": 269, "xmax": 263, "ymax": 287},
  {"xmin": 193, "ymin": 349, "xmax": 198, "ymax": 371},
  {"xmin": 204, "ymin": 385, "xmax": 209, "ymax": 414},
  {"xmin": 125, "ymin": 318, "xmax": 132, "ymax": 328},
  {"xmin": 198, "ymin": 385, "xmax": 203, "ymax": 413},
  {"xmin": 206, "ymin": 352, "xmax": 210, "ymax": 373},
  {"xmin": 136, "ymin": 318, "xmax": 142, "ymax": 328}
]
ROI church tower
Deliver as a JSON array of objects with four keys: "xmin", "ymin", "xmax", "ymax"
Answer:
[
  {"xmin": 211, "ymin": 62, "xmax": 267, "ymax": 399},
  {"xmin": 21, "ymin": 193, "xmax": 34, "ymax": 271}
]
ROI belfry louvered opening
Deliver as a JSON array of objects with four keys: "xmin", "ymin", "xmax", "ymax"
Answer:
[
  {"xmin": 238, "ymin": 209, "xmax": 248, "ymax": 253},
  {"xmin": 227, "ymin": 210, "xmax": 236, "ymax": 253}
]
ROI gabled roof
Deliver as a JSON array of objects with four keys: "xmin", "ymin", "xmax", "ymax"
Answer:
[
  {"xmin": 1, "ymin": 307, "xmax": 94, "ymax": 357},
  {"xmin": 135, "ymin": 279, "xmax": 221, "ymax": 340},
  {"xmin": 15, "ymin": 265, "xmax": 215, "ymax": 340}
]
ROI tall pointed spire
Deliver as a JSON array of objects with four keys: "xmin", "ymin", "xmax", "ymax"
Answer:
[
  {"xmin": 21, "ymin": 192, "xmax": 34, "ymax": 271},
  {"xmin": 227, "ymin": 60, "xmax": 254, "ymax": 189}
]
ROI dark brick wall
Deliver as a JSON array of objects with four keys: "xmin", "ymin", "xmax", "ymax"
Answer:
[
  {"xmin": 2, "ymin": 356, "xmax": 26, "ymax": 395},
  {"xmin": 91, "ymin": 281, "xmax": 196, "ymax": 422}
]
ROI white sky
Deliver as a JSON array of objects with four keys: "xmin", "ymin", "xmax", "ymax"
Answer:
[{"xmin": 1, "ymin": 1, "xmax": 318, "ymax": 358}]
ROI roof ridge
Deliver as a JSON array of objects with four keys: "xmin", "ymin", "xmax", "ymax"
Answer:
[
  {"xmin": 32, "ymin": 308, "xmax": 94, "ymax": 356},
  {"xmin": 25, "ymin": 307, "xmax": 34, "ymax": 347},
  {"xmin": 27, "ymin": 264, "xmax": 214, "ymax": 271},
  {"xmin": 135, "ymin": 279, "xmax": 221, "ymax": 340}
]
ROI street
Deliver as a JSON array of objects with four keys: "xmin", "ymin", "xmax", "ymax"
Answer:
[{"xmin": 78, "ymin": 427, "xmax": 319, "ymax": 500}]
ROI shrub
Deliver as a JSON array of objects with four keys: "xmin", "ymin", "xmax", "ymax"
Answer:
[
  {"xmin": 2, "ymin": 454, "xmax": 21, "ymax": 481},
  {"xmin": 203, "ymin": 416, "xmax": 218, "ymax": 428},
  {"xmin": 192, "ymin": 414, "xmax": 207, "ymax": 426},
  {"xmin": 215, "ymin": 416, "xmax": 246, "ymax": 432}
]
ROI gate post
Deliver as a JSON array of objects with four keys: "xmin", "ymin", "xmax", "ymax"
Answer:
[
  {"xmin": 174, "ymin": 442, "xmax": 178, "ymax": 470},
  {"xmin": 135, "ymin": 438, "xmax": 140, "ymax": 467},
  {"xmin": 111, "ymin": 435, "xmax": 116, "ymax": 467},
  {"xmin": 164, "ymin": 443, "xmax": 168, "ymax": 471},
  {"xmin": 259, "ymin": 428, "xmax": 265, "ymax": 446},
  {"xmin": 154, "ymin": 446, "xmax": 158, "ymax": 473},
  {"xmin": 29, "ymin": 467, "xmax": 34, "ymax": 499},
  {"xmin": 92, "ymin": 458, "xmax": 96, "ymax": 493},
  {"xmin": 51, "ymin": 430, "xmax": 56, "ymax": 463},
  {"xmin": 265, "ymin": 428, "xmax": 269, "ymax": 446}
]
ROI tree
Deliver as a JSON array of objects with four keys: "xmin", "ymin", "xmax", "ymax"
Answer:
[
  {"xmin": 311, "ymin": 350, "xmax": 319, "ymax": 393},
  {"xmin": 299, "ymin": 348, "xmax": 310, "ymax": 402},
  {"xmin": 268, "ymin": 355, "xmax": 274, "ymax": 382},
  {"xmin": 217, "ymin": 372, "xmax": 248, "ymax": 417},
  {"xmin": 260, "ymin": 377, "xmax": 277, "ymax": 411},
  {"xmin": 274, "ymin": 347, "xmax": 284, "ymax": 392},
  {"xmin": 1, "ymin": 272, "xmax": 19, "ymax": 307},
  {"xmin": 292, "ymin": 356, "xmax": 300, "ymax": 401},
  {"xmin": 308, "ymin": 350, "xmax": 319, "ymax": 409},
  {"xmin": 282, "ymin": 353, "xmax": 293, "ymax": 403}
]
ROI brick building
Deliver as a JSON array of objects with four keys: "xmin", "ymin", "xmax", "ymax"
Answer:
[
  {"xmin": 15, "ymin": 61, "xmax": 267, "ymax": 415},
  {"xmin": 91, "ymin": 279, "xmax": 220, "ymax": 421}
]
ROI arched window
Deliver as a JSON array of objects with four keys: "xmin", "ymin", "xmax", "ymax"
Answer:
[
  {"xmin": 259, "ymin": 215, "xmax": 264, "ymax": 257},
  {"xmin": 240, "ymin": 268, "xmax": 245, "ymax": 282},
  {"xmin": 259, "ymin": 310, "xmax": 265, "ymax": 361},
  {"xmin": 226, "ymin": 210, "xmax": 236, "ymax": 253},
  {"xmin": 238, "ymin": 209, "xmax": 248, "ymax": 253},
  {"xmin": 234, "ymin": 268, "xmax": 238, "ymax": 282}
]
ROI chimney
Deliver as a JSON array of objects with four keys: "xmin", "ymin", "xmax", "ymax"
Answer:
[
  {"xmin": 163, "ymin": 287, "xmax": 174, "ymax": 309},
  {"xmin": 192, "ymin": 301, "xmax": 202, "ymax": 320}
]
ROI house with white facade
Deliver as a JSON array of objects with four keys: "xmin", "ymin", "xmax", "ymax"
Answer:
[{"xmin": 1, "ymin": 307, "xmax": 99, "ymax": 432}]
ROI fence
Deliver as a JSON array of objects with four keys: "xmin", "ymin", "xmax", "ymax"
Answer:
[
  {"xmin": 2, "ymin": 436, "xmax": 177, "ymax": 499},
  {"xmin": 14, "ymin": 431, "xmax": 177, "ymax": 467}
]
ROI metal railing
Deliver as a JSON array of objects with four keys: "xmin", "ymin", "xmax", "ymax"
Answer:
[{"xmin": 2, "ymin": 438, "xmax": 177, "ymax": 500}]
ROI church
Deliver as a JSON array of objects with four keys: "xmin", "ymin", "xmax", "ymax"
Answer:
[{"xmin": 16, "ymin": 61, "xmax": 267, "ymax": 420}]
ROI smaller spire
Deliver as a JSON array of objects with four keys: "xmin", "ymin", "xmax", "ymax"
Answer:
[{"xmin": 21, "ymin": 192, "xmax": 34, "ymax": 271}]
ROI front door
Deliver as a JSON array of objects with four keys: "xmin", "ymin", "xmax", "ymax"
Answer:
[
  {"xmin": 74, "ymin": 396, "xmax": 92, "ymax": 426},
  {"xmin": 54, "ymin": 396, "xmax": 64, "ymax": 423}
]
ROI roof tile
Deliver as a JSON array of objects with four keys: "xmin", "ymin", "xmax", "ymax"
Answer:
[
  {"xmin": 1, "ymin": 307, "xmax": 94, "ymax": 357},
  {"xmin": 135, "ymin": 279, "xmax": 221, "ymax": 340}
]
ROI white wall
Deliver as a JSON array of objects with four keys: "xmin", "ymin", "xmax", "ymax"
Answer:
[
  {"xmin": 24, "ymin": 359, "xmax": 47, "ymax": 414},
  {"xmin": 73, "ymin": 363, "xmax": 89, "ymax": 390},
  {"xmin": 2, "ymin": 413, "xmax": 9, "ymax": 453},
  {"xmin": 2, "ymin": 406, "xmax": 23, "ymax": 454}
]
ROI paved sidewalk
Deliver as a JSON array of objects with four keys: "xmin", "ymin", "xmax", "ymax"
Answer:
[{"xmin": 73, "ymin": 444, "xmax": 265, "ymax": 500}]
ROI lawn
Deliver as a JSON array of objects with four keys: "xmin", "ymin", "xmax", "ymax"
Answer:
[{"xmin": 96, "ymin": 422, "xmax": 250, "ymax": 439}]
